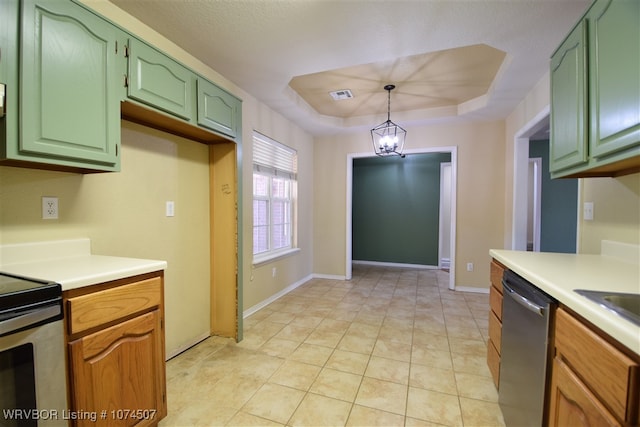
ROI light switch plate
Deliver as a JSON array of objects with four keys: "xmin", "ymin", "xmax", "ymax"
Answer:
[{"xmin": 583, "ymin": 202, "xmax": 594, "ymax": 221}]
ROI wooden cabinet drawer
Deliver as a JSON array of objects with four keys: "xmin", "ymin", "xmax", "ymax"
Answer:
[
  {"xmin": 489, "ymin": 285, "xmax": 503, "ymax": 320},
  {"xmin": 487, "ymin": 339, "xmax": 500, "ymax": 388},
  {"xmin": 490, "ymin": 260, "xmax": 504, "ymax": 292},
  {"xmin": 488, "ymin": 311, "xmax": 502, "ymax": 352},
  {"xmin": 555, "ymin": 308, "xmax": 639, "ymax": 422},
  {"xmin": 67, "ymin": 276, "xmax": 162, "ymax": 335}
]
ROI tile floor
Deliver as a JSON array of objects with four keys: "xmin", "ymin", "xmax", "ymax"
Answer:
[{"xmin": 159, "ymin": 265, "xmax": 505, "ymax": 426}]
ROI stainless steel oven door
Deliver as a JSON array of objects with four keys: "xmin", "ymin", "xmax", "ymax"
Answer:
[{"xmin": 0, "ymin": 314, "xmax": 68, "ymax": 427}]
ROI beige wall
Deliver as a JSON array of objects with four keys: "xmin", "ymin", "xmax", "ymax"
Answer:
[
  {"xmin": 314, "ymin": 120, "xmax": 506, "ymax": 290},
  {"xmin": 579, "ymin": 173, "xmax": 640, "ymax": 253},
  {"xmin": 241, "ymin": 102, "xmax": 315, "ymax": 310},
  {"xmin": 0, "ymin": 122, "xmax": 211, "ymax": 356}
]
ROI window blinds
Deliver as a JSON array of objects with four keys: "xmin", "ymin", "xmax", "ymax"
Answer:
[{"xmin": 253, "ymin": 131, "xmax": 297, "ymax": 180}]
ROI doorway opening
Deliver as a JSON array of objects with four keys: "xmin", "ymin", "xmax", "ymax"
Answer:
[{"xmin": 346, "ymin": 146, "xmax": 458, "ymax": 290}]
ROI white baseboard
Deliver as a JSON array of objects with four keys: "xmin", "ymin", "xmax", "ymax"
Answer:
[
  {"xmin": 454, "ymin": 286, "xmax": 490, "ymax": 294},
  {"xmin": 312, "ymin": 273, "xmax": 347, "ymax": 280},
  {"xmin": 352, "ymin": 260, "xmax": 439, "ymax": 270},
  {"xmin": 243, "ymin": 274, "xmax": 314, "ymax": 318},
  {"xmin": 440, "ymin": 258, "xmax": 450, "ymax": 269}
]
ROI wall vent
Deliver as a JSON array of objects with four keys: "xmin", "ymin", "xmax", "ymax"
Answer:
[{"xmin": 329, "ymin": 89, "xmax": 354, "ymax": 100}]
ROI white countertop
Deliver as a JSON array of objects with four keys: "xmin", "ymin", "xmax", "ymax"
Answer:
[
  {"xmin": 490, "ymin": 248, "xmax": 640, "ymax": 356},
  {"xmin": 0, "ymin": 239, "xmax": 167, "ymax": 291}
]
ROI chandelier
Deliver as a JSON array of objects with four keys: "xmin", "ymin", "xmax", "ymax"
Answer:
[{"xmin": 370, "ymin": 84, "xmax": 406, "ymax": 158}]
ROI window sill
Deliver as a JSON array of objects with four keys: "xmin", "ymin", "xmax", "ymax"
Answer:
[{"xmin": 253, "ymin": 248, "xmax": 300, "ymax": 266}]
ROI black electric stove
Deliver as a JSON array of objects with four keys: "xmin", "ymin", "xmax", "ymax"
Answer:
[{"xmin": 0, "ymin": 272, "xmax": 62, "ymax": 336}]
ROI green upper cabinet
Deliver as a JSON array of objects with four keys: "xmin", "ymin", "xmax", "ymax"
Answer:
[
  {"xmin": 197, "ymin": 78, "xmax": 240, "ymax": 139},
  {"xmin": 588, "ymin": 0, "xmax": 640, "ymax": 158},
  {"xmin": 18, "ymin": 0, "xmax": 122, "ymax": 171},
  {"xmin": 550, "ymin": 0, "xmax": 640, "ymax": 178},
  {"xmin": 550, "ymin": 20, "xmax": 588, "ymax": 173},
  {"xmin": 127, "ymin": 38, "xmax": 194, "ymax": 121},
  {"xmin": 0, "ymin": 0, "xmax": 19, "ymax": 155}
]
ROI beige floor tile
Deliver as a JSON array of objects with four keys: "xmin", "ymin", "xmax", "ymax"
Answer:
[
  {"xmin": 454, "ymin": 372, "xmax": 499, "ymax": 402},
  {"xmin": 347, "ymin": 321, "xmax": 382, "ymax": 339},
  {"xmin": 273, "ymin": 324, "xmax": 314, "ymax": 342},
  {"xmin": 338, "ymin": 333, "xmax": 377, "ymax": 354},
  {"xmin": 269, "ymin": 360, "xmax": 321, "ymax": 391},
  {"xmin": 259, "ymin": 337, "xmax": 300, "ymax": 358},
  {"xmin": 316, "ymin": 318, "xmax": 352, "ymax": 333},
  {"xmin": 289, "ymin": 343, "xmax": 334, "ymax": 366},
  {"xmin": 309, "ymin": 367, "xmax": 363, "ymax": 401},
  {"xmin": 305, "ymin": 329, "xmax": 345, "ymax": 348},
  {"xmin": 225, "ymin": 411, "xmax": 285, "ymax": 426},
  {"xmin": 289, "ymin": 393, "xmax": 353, "ymax": 427},
  {"xmin": 407, "ymin": 387, "xmax": 463, "ymax": 426},
  {"xmin": 241, "ymin": 383, "xmax": 305, "ymax": 424},
  {"xmin": 451, "ymin": 353, "xmax": 492, "ymax": 377},
  {"xmin": 161, "ymin": 267, "xmax": 504, "ymax": 427},
  {"xmin": 159, "ymin": 403, "xmax": 238, "ymax": 427},
  {"xmin": 404, "ymin": 416, "xmax": 450, "ymax": 426},
  {"xmin": 346, "ymin": 404, "xmax": 405, "ymax": 426},
  {"xmin": 353, "ymin": 310, "xmax": 386, "ymax": 326},
  {"xmin": 412, "ymin": 331, "xmax": 450, "ymax": 351},
  {"xmin": 409, "ymin": 364, "xmax": 458, "ymax": 395},
  {"xmin": 355, "ymin": 377, "xmax": 408, "ymax": 415},
  {"xmin": 289, "ymin": 315, "xmax": 324, "ymax": 329},
  {"xmin": 365, "ymin": 356, "xmax": 410, "ymax": 385},
  {"xmin": 325, "ymin": 349, "xmax": 371, "ymax": 375},
  {"xmin": 448, "ymin": 337, "xmax": 486, "ymax": 356},
  {"xmin": 200, "ymin": 375, "xmax": 265, "ymax": 409},
  {"xmin": 459, "ymin": 397, "xmax": 505, "ymax": 426},
  {"xmin": 372, "ymin": 339, "xmax": 412, "ymax": 362},
  {"xmin": 411, "ymin": 346, "xmax": 453, "ymax": 370}
]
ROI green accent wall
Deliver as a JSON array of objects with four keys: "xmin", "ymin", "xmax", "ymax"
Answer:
[
  {"xmin": 530, "ymin": 139, "xmax": 578, "ymax": 253},
  {"xmin": 352, "ymin": 153, "xmax": 451, "ymax": 265}
]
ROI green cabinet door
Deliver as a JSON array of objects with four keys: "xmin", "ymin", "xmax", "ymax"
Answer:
[
  {"xmin": 19, "ymin": 0, "xmax": 121, "ymax": 171},
  {"xmin": 0, "ymin": 0, "xmax": 19, "ymax": 156},
  {"xmin": 197, "ymin": 78, "xmax": 240, "ymax": 139},
  {"xmin": 588, "ymin": 0, "xmax": 640, "ymax": 158},
  {"xmin": 127, "ymin": 38, "xmax": 193, "ymax": 121},
  {"xmin": 550, "ymin": 20, "xmax": 588, "ymax": 173}
]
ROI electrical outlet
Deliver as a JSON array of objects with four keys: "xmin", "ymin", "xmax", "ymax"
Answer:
[
  {"xmin": 42, "ymin": 197, "xmax": 58, "ymax": 219},
  {"xmin": 466, "ymin": 262, "xmax": 474, "ymax": 272},
  {"xmin": 272, "ymin": 267, "xmax": 277, "ymax": 278}
]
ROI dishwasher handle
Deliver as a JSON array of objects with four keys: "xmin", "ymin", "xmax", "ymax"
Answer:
[{"xmin": 503, "ymin": 281, "xmax": 546, "ymax": 317}]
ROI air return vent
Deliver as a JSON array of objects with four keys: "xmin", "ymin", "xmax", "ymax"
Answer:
[{"xmin": 329, "ymin": 89, "xmax": 354, "ymax": 100}]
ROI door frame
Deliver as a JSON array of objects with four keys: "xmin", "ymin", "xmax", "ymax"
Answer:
[
  {"xmin": 512, "ymin": 107, "xmax": 549, "ymax": 250},
  {"xmin": 346, "ymin": 146, "xmax": 458, "ymax": 290},
  {"xmin": 512, "ymin": 105, "xmax": 582, "ymax": 252}
]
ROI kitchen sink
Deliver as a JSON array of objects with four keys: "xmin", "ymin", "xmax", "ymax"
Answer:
[{"xmin": 574, "ymin": 290, "xmax": 640, "ymax": 326}]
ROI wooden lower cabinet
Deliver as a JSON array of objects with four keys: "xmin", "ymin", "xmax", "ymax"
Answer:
[
  {"xmin": 64, "ymin": 273, "xmax": 167, "ymax": 426},
  {"xmin": 487, "ymin": 259, "xmax": 505, "ymax": 388},
  {"xmin": 549, "ymin": 308, "xmax": 639, "ymax": 426},
  {"xmin": 549, "ymin": 357, "xmax": 620, "ymax": 427}
]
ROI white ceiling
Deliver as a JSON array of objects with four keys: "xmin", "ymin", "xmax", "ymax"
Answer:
[{"xmin": 109, "ymin": 0, "xmax": 591, "ymax": 136}]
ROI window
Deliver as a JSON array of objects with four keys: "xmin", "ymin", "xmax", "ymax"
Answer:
[{"xmin": 253, "ymin": 131, "xmax": 297, "ymax": 262}]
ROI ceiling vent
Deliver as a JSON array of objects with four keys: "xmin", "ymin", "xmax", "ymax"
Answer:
[{"xmin": 329, "ymin": 89, "xmax": 354, "ymax": 100}]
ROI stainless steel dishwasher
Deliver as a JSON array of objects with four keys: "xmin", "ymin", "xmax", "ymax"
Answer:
[{"xmin": 499, "ymin": 270, "xmax": 557, "ymax": 427}]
